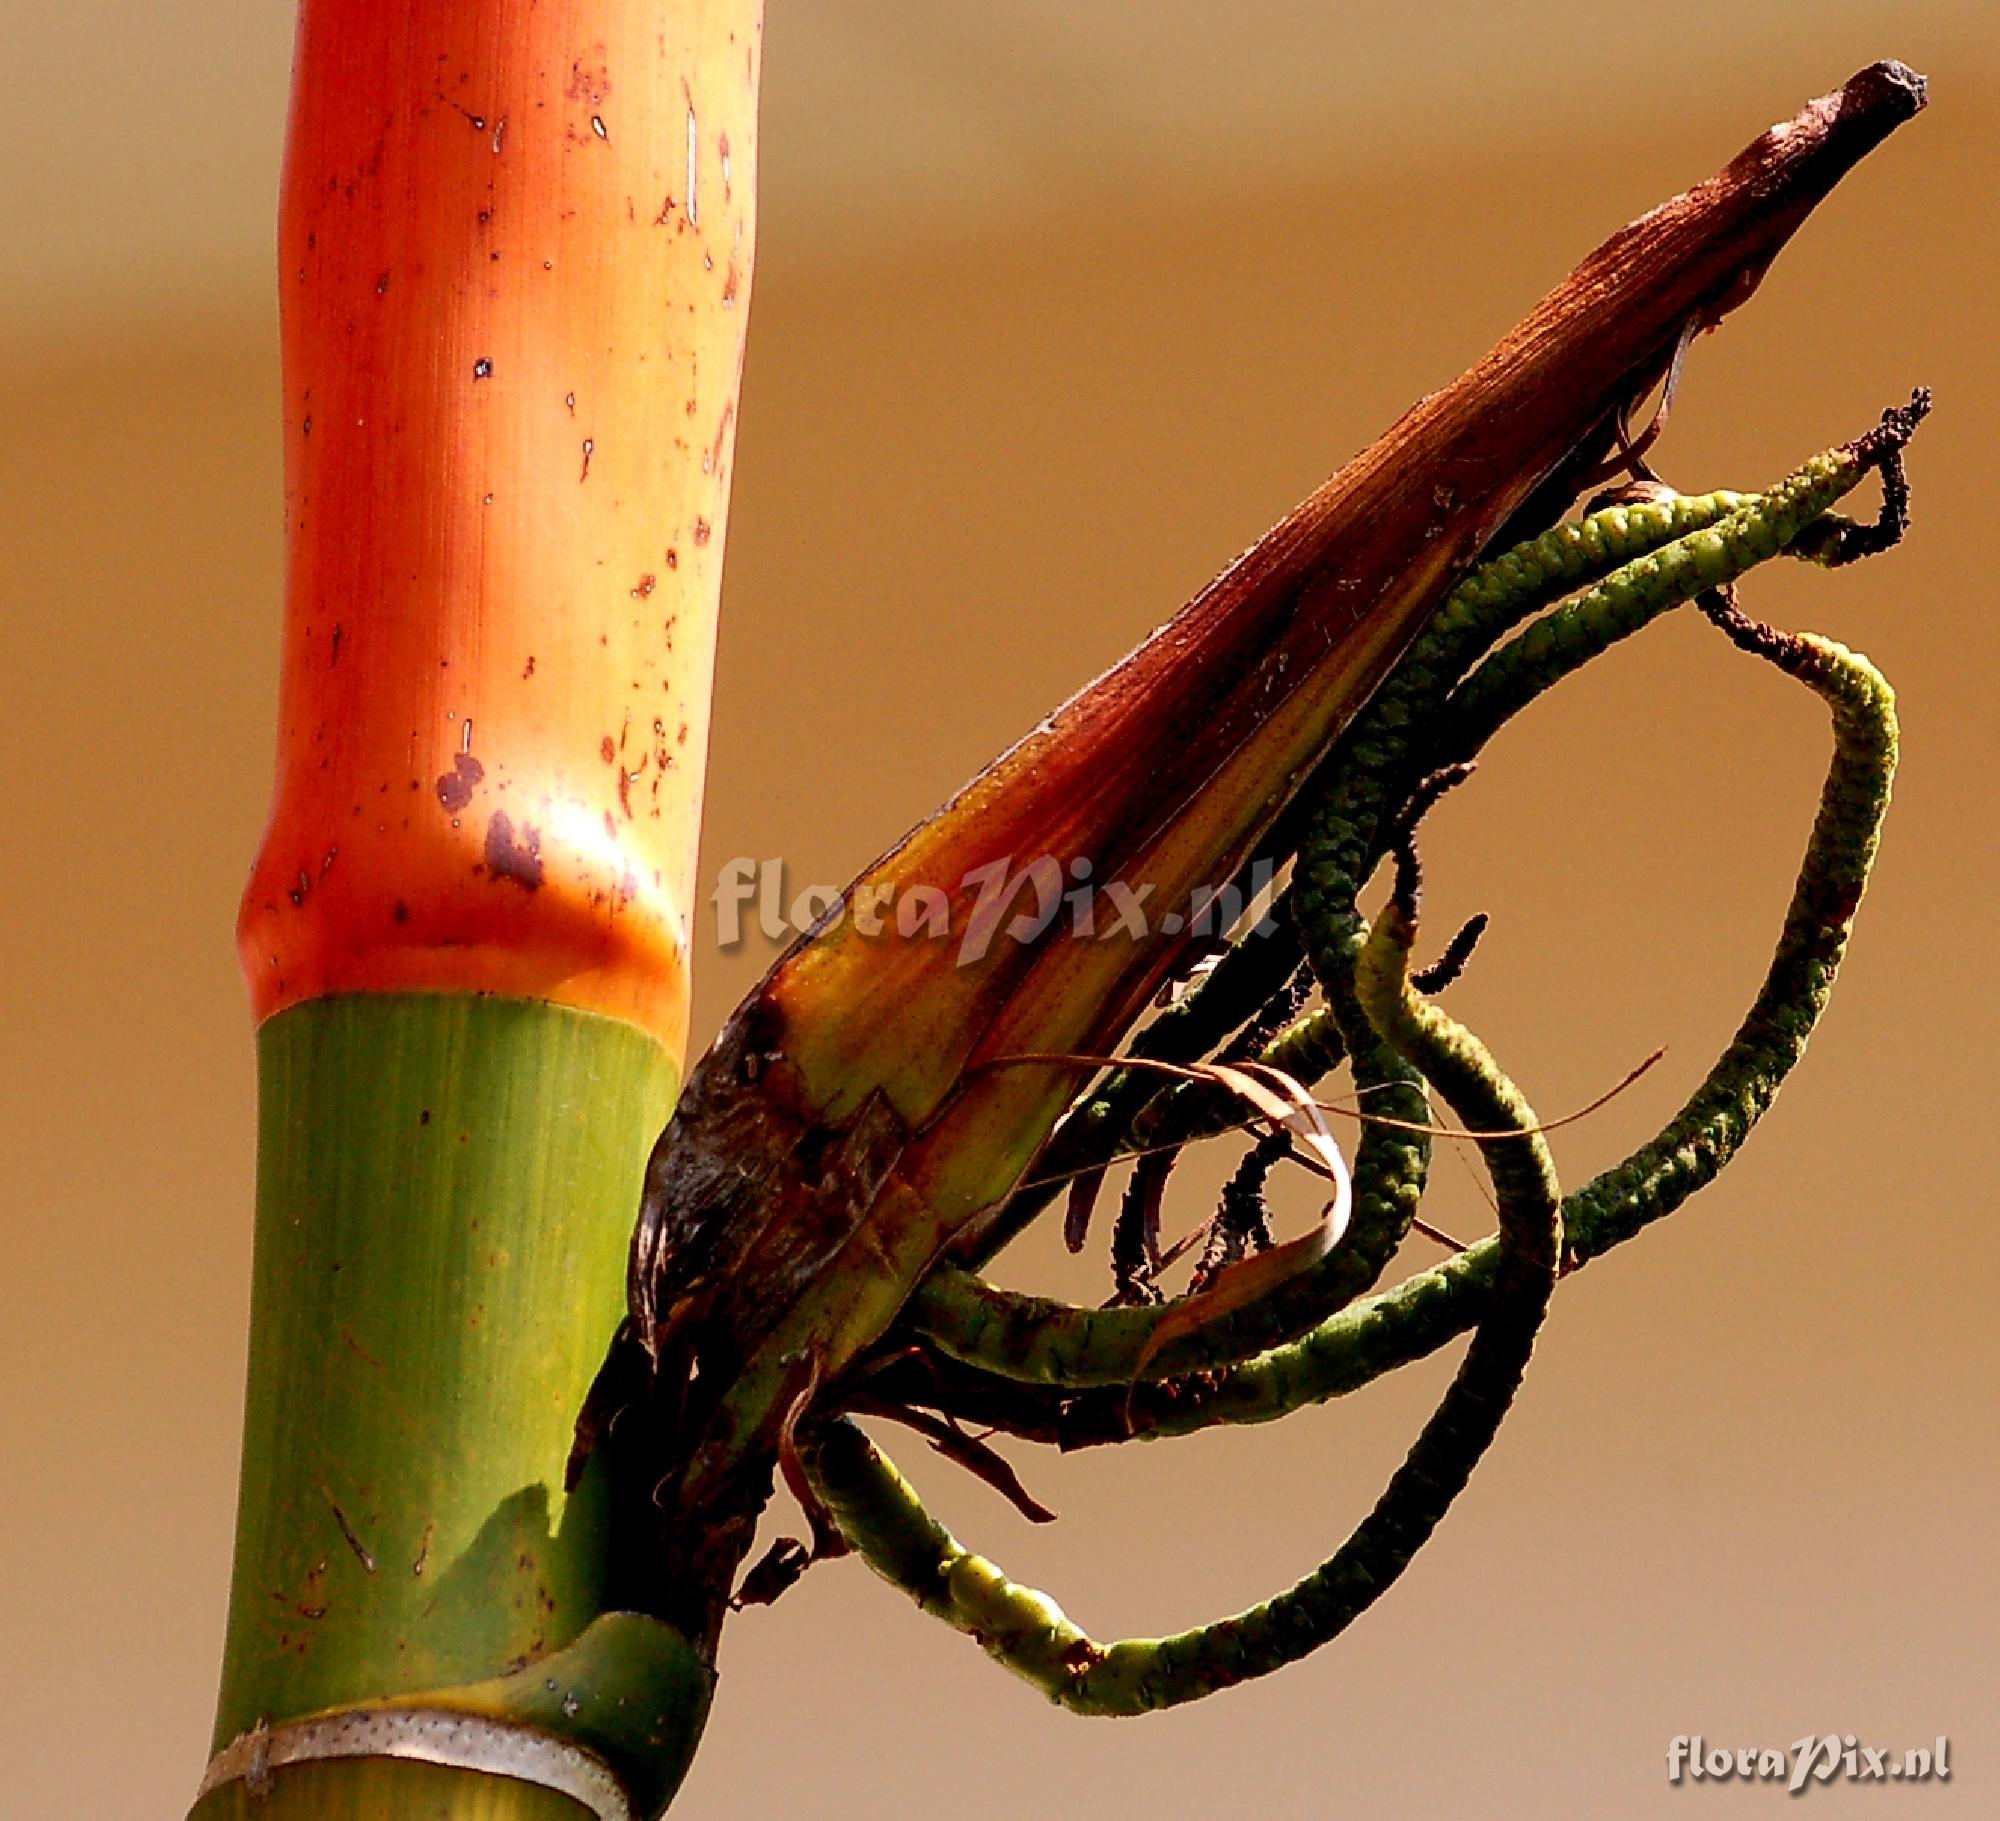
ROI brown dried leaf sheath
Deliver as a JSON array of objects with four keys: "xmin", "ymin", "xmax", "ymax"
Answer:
[{"xmin": 606, "ymin": 64, "xmax": 1926, "ymax": 1560}]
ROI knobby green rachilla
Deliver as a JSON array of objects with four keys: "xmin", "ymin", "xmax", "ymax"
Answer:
[{"xmin": 775, "ymin": 391, "xmax": 1925, "ymax": 1715}]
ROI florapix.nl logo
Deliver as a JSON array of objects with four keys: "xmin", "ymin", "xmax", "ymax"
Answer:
[
  {"xmin": 1666, "ymin": 1734, "xmax": 1950, "ymax": 1794},
  {"xmin": 712, "ymin": 856, "xmax": 1280, "ymax": 966}
]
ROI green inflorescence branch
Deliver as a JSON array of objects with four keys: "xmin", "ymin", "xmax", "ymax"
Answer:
[
  {"xmin": 1086, "ymin": 573, "xmax": 1901, "ymax": 1449},
  {"xmin": 800, "ymin": 396, "xmax": 1922, "ymax": 1711},
  {"xmin": 900, "ymin": 397, "xmax": 1922, "ymax": 1400},
  {"xmin": 804, "ymin": 862, "xmax": 1563, "ymax": 1713}
]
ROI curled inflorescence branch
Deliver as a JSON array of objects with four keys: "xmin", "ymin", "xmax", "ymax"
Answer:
[
  {"xmin": 780, "ymin": 393, "xmax": 1925, "ymax": 1711},
  {"xmin": 802, "ymin": 865, "xmax": 1563, "ymax": 1714}
]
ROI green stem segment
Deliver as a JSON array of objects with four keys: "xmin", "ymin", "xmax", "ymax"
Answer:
[{"xmin": 195, "ymin": 995, "xmax": 709, "ymax": 1820}]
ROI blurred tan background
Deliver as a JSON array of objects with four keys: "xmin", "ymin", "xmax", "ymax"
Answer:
[{"xmin": 4, "ymin": 4, "xmax": 1996, "ymax": 1816}]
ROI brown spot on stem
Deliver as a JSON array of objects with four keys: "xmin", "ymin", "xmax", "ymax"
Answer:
[
  {"xmin": 292, "ymin": 1556, "xmax": 333, "ymax": 1625},
  {"xmin": 484, "ymin": 811, "xmax": 543, "ymax": 890},
  {"xmin": 435, "ymin": 751, "xmax": 485, "ymax": 813},
  {"xmin": 566, "ymin": 54, "xmax": 611, "ymax": 105}
]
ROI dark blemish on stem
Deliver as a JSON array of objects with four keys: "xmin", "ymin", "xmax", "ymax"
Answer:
[
  {"xmin": 435, "ymin": 751, "xmax": 485, "ymax": 813},
  {"xmin": 600, "ymin": 735, "xmax": 616, "ymax": 763},
  {"xmin": 580, "ymin": 437, "xmax": 594, "ymax": 481},
  {"xmin": 693, "ymin": 518, "xmax": 712, "ymax": 546},
  {"xmin": 473, "ymin": 356, "xmax": 493, "ymax": 380},
  {"xmin": 329, "ymin": 623, "xmax": 342, "ymax": 665},
  {"xmin": 567, "ymin": 54, "xmax": 611, "ymax": 105},
  {"xmin": 413, "ymin": 1521, "xmax": 434, "ymax": 1578},
  {"xmin": 325, "ymin": 1494, "xmax": 377, "ymax": 1574},
  {"xmin": 484, "ymin": 811, "xmax": 544, "ymax": 890},
  {"xmin": 339, "ymin": 1325, "xmax": 385, "ymax": 1370}
]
